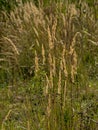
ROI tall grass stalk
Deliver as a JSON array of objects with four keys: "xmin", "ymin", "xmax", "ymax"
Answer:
[{"xmin": 0, "ymin": 1, "xmax": 98, "ymax": 130}]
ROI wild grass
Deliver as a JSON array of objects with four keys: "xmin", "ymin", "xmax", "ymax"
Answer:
[{"xmin": 0, "ymin": 0, "xmax": 98, "ymax": 130}]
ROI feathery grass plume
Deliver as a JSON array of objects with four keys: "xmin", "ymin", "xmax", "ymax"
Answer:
[
  {"xmin": 47, "ymin": 19, "xmax": 57, "ymax": 87},
  {"xmin": 52, "ymin": 55, "xmax": 56, "ymax": 76},
  {"xmin": 36, "ymin": 39, "xmax": 40, "ymax": 47},
  {"xmin": 9, "ymin": 1, "xmax": 45, "ymax": 27},
  {"xmin": 62, "ymin": 45, "xmax": 68, "ymax": 108},
  {"xmin": 10, "ymin": 11, "xmax": 17, "ymax": 23},
  {"xmin": 34, "ymin": 50, "xmax": 39, "ymax": 74},
  {"xmin": 69, "ymin": 32, "xmax": 81, "ymax": 82},
  {"xmin": 69, "ymin": 32, "xmax": 81, "ymax": 56},
  {"xmin": 9, "ymin": 9, "xmax": 23, "ymax": 28},
  {"xmin": 24, "ymin": 1, "xmax": 45, "ymax": 27},
  {"xmin": 48, "ymin": 52, "xmax": 53, "ymax": 88},
  {"xmin": 23, "ymin": 2, "xmax": 32, "ymax": 23},
  {"xmin": 3, "ymin": 36, "xmax": 19, "ymax": 55},
  {"xmin": 23, "ymin": 2, "xmax": 34, "ymax": 19},
  {"xmin": 58, "ymin": 60, "xmax": 62, "ymax": 94},
  {"xmin": 62, "ymin": 45, "xmax": 68, "ymax": 78},
  {"xmin": 49, "ymin": 68, "xmax": 53, "ymax": 89},
  {"xmin": 48, "ymin": 53, "xmax": 53, "ymax": 70},
  {"xmin": 62, "ymin": 13, "xmax": 66, "ymax": 28},
  {"xmin": 69, "ymin": 4, "xmax": 78, "ymax": 17},
  {"xmin": 51, "ymin": 18, "xmax": 57, "ymax": 43},
  {"xmin": 47, "ymin": 26, "xmax": 54, "ymax": 50},
  {"xmin": 42, "ymin": 44, "xmax": 46, "ymax": 65},
  {"xmin": 63, "ymin": 59, "xmax": 68, "ymax": 78},
  {"xmin": 45, "ymin": 75, "xmax": 49, "ymax": 95},
  {"xmin": 33, "ymin": 27, "xmax": 39, "ymax": 38}
]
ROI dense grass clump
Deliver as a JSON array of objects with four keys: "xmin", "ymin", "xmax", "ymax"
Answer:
[{"xmin": 0, "ymin": 0, "xmax": 98, "ymax": 130}]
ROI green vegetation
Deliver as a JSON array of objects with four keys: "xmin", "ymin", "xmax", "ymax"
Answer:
[{"xmin": 0, "ymin": 0, "xmax": 98, "ymax": 130}]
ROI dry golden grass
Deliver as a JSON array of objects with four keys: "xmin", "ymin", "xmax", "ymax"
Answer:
[
  {"xmin": 0, "ymin": 1, "xmax": 98, "ymax": 130},
  {"xmin": 34, "ymin": 50, "xmax": 39, "ymax": 73}
]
